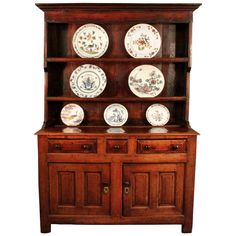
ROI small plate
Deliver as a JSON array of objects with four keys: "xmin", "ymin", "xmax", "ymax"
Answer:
[
  {"xmin": 146, "ymin": 104, "xmax": 170, "ymax": 126},
  {"xmin": 124, "ymin": 23, "xmax": 161, "ymax": 58},
  {"xmin": 128, "ymin": 64, "xmax": 165, "ymax": 97},
  {"xmin": 60, "ymin": 103, "xmax": 84, "ymax": 126},
  {"xmin": 70, "ymin": 64, "xmax": 107, "ymax": 98},
  {"xmin": 104, "ymin": 103, "xmax": 128, "ymax": 126},
  {"xmin": 72, "ymin": 23, "xmax": 109, "ymax": 58}
]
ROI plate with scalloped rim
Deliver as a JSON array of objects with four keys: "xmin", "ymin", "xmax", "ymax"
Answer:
[
  {"xmin": 146, "ymin": 104, "xmax": 170, "ymax": 126},
  {"xmin": 125, "ymin": 23, "xmax": 161, "ymax": 58},
  {"xmin": 60, "ymin": 103, "xmax": 84, "ymax": 126},
  {"xmin": 72, "ymin": 23, "xmax": 109, "ymax": 58}
]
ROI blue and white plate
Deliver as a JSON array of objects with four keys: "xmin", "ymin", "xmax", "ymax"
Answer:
[
  {"xmin": 70, "ymin": 64, "xmax": 107, "ymax": 98},
  {"xmin": 104, "ymin": 103, "xmax": 128, "ymax": 126}
]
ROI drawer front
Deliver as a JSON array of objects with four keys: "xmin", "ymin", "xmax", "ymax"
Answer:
[
  {"xmin": 137, "ymin": 139, "xmax": 186, "ymax": 153},
  {"xmin": 106, "ymin": 139, "xmax": 128, "ymax": 153},
  {"xmin": 48, "ymin": 139, "xmax": 97, "ymax": 153}
]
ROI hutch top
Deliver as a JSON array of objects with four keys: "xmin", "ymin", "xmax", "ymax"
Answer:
[{"xmin": 35, "ymin": 3, "xmax": 200, "ymax": 134}]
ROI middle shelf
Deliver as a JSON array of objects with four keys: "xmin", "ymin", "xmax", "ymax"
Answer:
[
  {"xmin": 46, "ymin": 96, "xmax": 187, "ymax": 102},
  {"xmin": 47, "ymin": 57, "xmax": 189, "ymax": 63}
]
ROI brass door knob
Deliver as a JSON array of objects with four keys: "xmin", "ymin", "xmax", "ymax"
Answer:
[
  {"xmin": 124, "ymin": 187, "xmax": 129, "ymax": 194},
  {"xmin": 103, "ymin": 186, "xmax": 109, "ymax": 194}
]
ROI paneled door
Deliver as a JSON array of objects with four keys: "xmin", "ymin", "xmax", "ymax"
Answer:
[
  {"xmin": 49, "ymin": 163, "xmax": 110, "ymax": 215},
  {"xmin": 123, "ymin": 164, "xmax": 184, "ymax": 216}
]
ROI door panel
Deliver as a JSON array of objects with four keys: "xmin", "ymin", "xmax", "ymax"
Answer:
[
  {"xmin": 123, "ymin": 164, "xmax": 184, "ymax": 216},
  {"xmin": 49, "ymin": 163, "xmax": 110, "ymax": 215}
]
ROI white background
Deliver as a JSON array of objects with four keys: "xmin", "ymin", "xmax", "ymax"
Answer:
[{"xmin": 0, "ymin": 0, "xmax": 236, "ymax": 235}]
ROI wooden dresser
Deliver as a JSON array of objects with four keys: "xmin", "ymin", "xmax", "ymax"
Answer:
[{"xmin": 35, "ymin": 3, "xmax": 200, "ymax": 233}]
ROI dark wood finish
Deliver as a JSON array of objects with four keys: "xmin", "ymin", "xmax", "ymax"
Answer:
[
  {"xmin": 46, "ymin": 96, "xmax": 187, "ymax": 102},
  {"xmin": 49, "ymin": 163, "xmax": 110, "ymax": 215},
  {"xmin": 137, "ymin": 139, "xmax": 186, "ymax": 153},
  {"xmin": 106, "ymin": 139, "xmax": 128, "ymax": 154},
  {"xmin": 123, "ymin": 164, "xmax": 184, "ymax": 216},
  {"xmin": 48, "ymin": 139, "xmax": 97, "ymax": 153},
  {"xmin": 47, "ymin": 57, "xmax": 189, "ymax": 63},
  {"xmin": 36, "ymin": 3, "xmax": 200, "ymax": 233}
]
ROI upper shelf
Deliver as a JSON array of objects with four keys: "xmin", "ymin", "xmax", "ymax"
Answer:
[{"xmin": 47, "ymin": 57, "xmax": 189, "ymax": 63}]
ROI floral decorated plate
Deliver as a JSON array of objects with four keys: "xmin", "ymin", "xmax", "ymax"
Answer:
[
  {"xmin": 104, "ymin": 103, "xmax": 128, "ymax": 126},
  {"xmin": 70, "ymin": 64, "xmax": 107, "ymax": 98},
  {"xmin": 72, "ymin": 23, "xmax": 109, "ymax": 58},
  {"xmin": 124, "ymin": 23, "xmax": 161, "ymax": 58},
  {"xmin": 60, "ymin": 103, "xmax": 84, "ymax": 126},
  {"xmin": 128, "ymin": 64, "xmax": 165, "ymax": 97},
  {"xmin": 146, "ymin": 104, "xmax": 170, "ymax": 126}
]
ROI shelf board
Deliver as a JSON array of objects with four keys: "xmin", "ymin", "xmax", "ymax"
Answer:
[
  {"xmin": 47, "ymin": 96, "xmax": 187, "ymax": 102},
  {"xmin": 47, "ymin": 57, "xmax": 189, "ymax": 63}
]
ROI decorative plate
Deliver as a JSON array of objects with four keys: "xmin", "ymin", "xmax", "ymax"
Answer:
[
  {"xmin": 104, "ymin": 103, "xmax": 128, "ymax": 126},
  {"xmin": 124, "ymin": 23, "xmax": 161, "ymax": 58},
  {"xmin": 146, "ymin": 104, "xmax": 170, "ymax": 126},
  {"xmin": 72, "ymin": 23, "xmax": 109, "ymax": 58},
  {"xmin": 60, "ymin": 103, "xmax": 84, "ymax": 126},
  {"xmin": 128, "ymin": 64, "xmax": 165, "ymax": 97},
  {"xmin": 70, "ymin": 64, "xmax": 107, "ymax": 98}
]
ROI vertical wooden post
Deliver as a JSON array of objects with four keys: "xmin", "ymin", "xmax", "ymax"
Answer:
[
  {"xmin": 182, "ymin": 136, "xmax": 197, "ymax": 233},
  {"xmin": 38, "ymin": 136, "xmax": 51, "ymax": 233}
]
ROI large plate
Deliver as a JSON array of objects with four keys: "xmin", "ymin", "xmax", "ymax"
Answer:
[
  {"xmin": 60, "ymin": 103, "xmax": 84, "ymax": 126},
  {"xmin": 128, "ymin": 64, "xmax": 165, "ymax": 97},
  {"xmin": 70, "ymin": 64, "xmax": 107, "ymax": 98},
  {"xmin": 72, "ymin": 23, "xmax": 109, "ymax": 58},
  {"xmin": 104, "ymin": 103, "xmax": 128, "ymax": 126},
  {"xmin": 124, "ymin": 23, "xmax": 161, "ymax": 58},
  {"xmin": 146, "ymin": 104, "xmax": 170, "ymax": 126}
]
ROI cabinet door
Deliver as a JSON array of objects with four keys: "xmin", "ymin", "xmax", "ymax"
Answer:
[
  {"xmin": 123, "ymin": 164, "xmax": 184, "ymax": 216},
  {"xmin": 49, "ymin": 163, "xmax": 110, "ymax": 215}
]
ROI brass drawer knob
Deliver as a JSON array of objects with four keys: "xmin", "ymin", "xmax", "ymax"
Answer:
[
  {"xmin": 144, "ymin": 145, "xmax": 151, "ymax": 150},
  {"xmin": 54, "ymin": 144, "xmax": 61, "ymax": 150},
  {"xmin": 82, "ymin": 144, "xmax": 90, "ymax": 150},
  {"xmin": 171, "ymin": 144, "xmax": 179, "ymax": 151},
  {"xmin": 113, "ymin": 145, "xmax": 120, "ymax": 150}
]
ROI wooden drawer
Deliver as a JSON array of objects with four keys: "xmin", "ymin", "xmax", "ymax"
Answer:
[
  {"xmin": 137, "ymin": 139, "xmax": 186, "ymax": 153},
  {"xmin": 106, "ymin": 139, "xmax": 128, "ymax": 153},
  {"xmin": 48, "ymin": 139, "xmax": 97, "ymax": 153}
]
